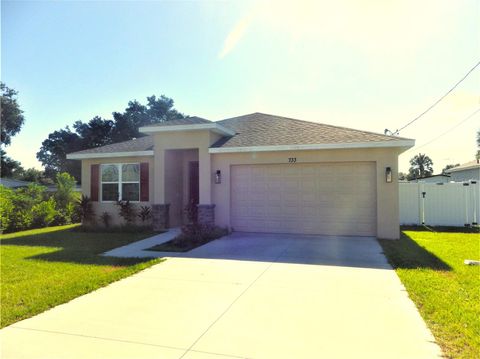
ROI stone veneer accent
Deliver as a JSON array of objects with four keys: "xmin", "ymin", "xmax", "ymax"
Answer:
[
  {"xmin": 152, "ymin": 204, "xmax": 170, "ymax": 231},
  {"xmin": 197, "ymin": 204, "xmax": 216, "ymax": 226}
]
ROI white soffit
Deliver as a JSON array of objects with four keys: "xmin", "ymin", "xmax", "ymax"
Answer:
[
  {"xmin": 66, "ymin": 150, "xmax": 154, "ymax": 160},
  {"xmin": 139, "ymin": 123, "xmax": 235, "ymax": 136}
]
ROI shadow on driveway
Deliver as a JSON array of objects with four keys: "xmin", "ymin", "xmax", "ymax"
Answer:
[{"xmin": 142, "ymin": 232, "xmax": 419, "ymax": 270}]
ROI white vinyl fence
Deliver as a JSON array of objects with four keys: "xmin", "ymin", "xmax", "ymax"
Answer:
[{"xmin": 399, "ymin": 181, "xmax": 479, "ymax": 226}]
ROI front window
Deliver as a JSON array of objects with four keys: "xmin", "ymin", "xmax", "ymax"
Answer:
[{"xmin": 101, "ymin": 163, "xmax": 140, "ymax": 202}]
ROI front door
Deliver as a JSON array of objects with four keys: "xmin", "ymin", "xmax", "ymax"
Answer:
[{"xmin": 188, "ymin": 161, "xmax": 199, "ymax": 222}]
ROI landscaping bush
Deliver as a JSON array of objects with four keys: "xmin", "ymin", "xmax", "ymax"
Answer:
[
  {"xmin": 100, "ymin": 212, "xmax": 112, "ymax": 228},
  {"xmin": 7, "ymin": 184, "xmax": 47, "ymax": 232},
  {"xmin": 174, "ymin": 223, "xmax": 229, "ymax": 246},
  {"xmin": 138, "ymin": 206, "xmax": 152, "ymax": 223},
  {"xmin": 0, "ymin": 186, "xmax": 14, "ymax": 233},
  {"xmin": 0, "ymin": 172, "xmax": 80, "ymax": 233},
  {"xmin": 53, "ymin": 172, "xmax": 79, "ymax": 225},
  {"xmin": 117, "ymin": 200, "xmax": 136, "ymax": 224},
  {"xmin": 31, "ymin": 197, "xmax": 57, "ymax": 227},
  {"xmin": 78, "ymin": 195, "xmax": 95, "ymax": 224}
]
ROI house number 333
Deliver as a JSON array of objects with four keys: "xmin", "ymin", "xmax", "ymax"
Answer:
[{"xmin": 288, "ymin": 157, "xmax": 297, "ymax": 163}]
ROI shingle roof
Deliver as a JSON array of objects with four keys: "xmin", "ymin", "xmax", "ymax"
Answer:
[
  {"xmin": 446, "ymin": 160, "xmax": 480, "ymax": 173},
  {"xmin": 68, "ymin": 136, "xmax": 154, "ymax": 155},
  {"xmin": 212, "ymin": 113, "xmax": 410, "ymax": 148},
  {"xmin": 0, "ymin": 178, "xmax": 34, "ymax": 188},
  {"xmin": 68, "ymin": 112, "xmax": 412, "ymax": 157},
  {"xmin": 144, "ymin": 116, "xmax": 211, "ymax": 127}
]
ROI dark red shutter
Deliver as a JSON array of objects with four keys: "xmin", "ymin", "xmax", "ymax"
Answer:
[
  {"xmin": 91, "ymin": 164, "xmax": 99, "ymax": 202},
  {"xmin": 140, "ymin": 162, "xmax": 149, "ymax": 202}
]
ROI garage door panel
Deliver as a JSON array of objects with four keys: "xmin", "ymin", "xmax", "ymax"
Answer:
[{"xmin": 231, "ymin": 162, "xmax": 376, "ymax": 236}]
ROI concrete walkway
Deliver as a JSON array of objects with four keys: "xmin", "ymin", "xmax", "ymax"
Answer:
[{"xmin": 1, "ymin": 233, "xmax": 442, "ymax": 359}]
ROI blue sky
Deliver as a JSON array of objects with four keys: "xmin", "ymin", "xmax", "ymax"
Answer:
[{"xmin": 2, "ymin": 0, "xmax": 479, "ymax": 173}]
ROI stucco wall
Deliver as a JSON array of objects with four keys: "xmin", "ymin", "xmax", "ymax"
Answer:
[
  {"xmin": 211, "ymin": 148, "xmax": 401, "ymax": 239},
  {"xmin": 152, "ymin": 130, "xmax": 222, "ymax": 205},
  {"xmin": 81, "ymin": 156, "xmax": 155, "ymax": 226}
]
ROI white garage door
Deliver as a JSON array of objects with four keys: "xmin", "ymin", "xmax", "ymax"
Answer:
[{"xmin": 230, "ymin": 162, "xmax": 377, "ymax": 236}]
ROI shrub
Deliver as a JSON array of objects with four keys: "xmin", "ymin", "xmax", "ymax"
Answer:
[
  {"xmin": 7, "ymin": 184, "xmax": 47, "ymax": 232},
  {"xmin": 100, "ymin": 212, "xmax": 112, "ymax": 228},
  {"xmin": 31, "ymin": 197, "xmax": 57, "ymax": 228},
  {"xmin": 117, "ymin": 200, "xmax": 136, "ymax": 224},
  {"xmin": 138, "ymin": 206, "xmax": 152, "ymax": 223},
  {"xmin": 0, "ymin": 186, "xmax": 15, "ymax": 232},
  {"xmin": 173, "ymin": 223, "xmax": 229, "ymax": 246},
  {"xmin": 78, "ymin": 195, "xmax": 95, "ymax": 223},
  {"xmin": 184, "ymin": 200, "xmax": 198, "ymax": 224},
  {"xmin": 55, "ymin": 172, "xmax": 76, "ymax": 209}
]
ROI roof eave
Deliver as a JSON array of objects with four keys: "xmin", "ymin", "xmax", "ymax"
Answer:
[
  {"xmin": 66, "ymin": 150, "xmax": 154, "ymax": 160},
  {"xmin": 209, "ymin": 140, "xmax": 415, "ymax": 154},
  {"xmin": 139, "ymin": 123, "xmax": 235, "ymax": 136}
]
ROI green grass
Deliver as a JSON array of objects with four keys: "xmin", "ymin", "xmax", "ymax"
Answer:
[
  {"xmin": 1, "ymin": 224, "xmax": 163, "ymax": 328},
  {"xmin": 378, "ymin": 229, "xmax": 480, "ymax": 359}
]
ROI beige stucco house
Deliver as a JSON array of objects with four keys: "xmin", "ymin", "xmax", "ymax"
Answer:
[{"xmin": 67, "ymin": 113, "xmax": 414, "ymax": 239}]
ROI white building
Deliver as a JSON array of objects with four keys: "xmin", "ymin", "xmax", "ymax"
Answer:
[{"xmin": 446, "ymin": 160, "xmax": 480, "ymax": 182}]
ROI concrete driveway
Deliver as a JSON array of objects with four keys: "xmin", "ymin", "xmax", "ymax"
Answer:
[{"xmin": 1, "ymin": 233, "xmax": 442, "ymax": 359}]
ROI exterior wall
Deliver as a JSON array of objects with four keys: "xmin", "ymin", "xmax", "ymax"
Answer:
[
  {"xmin": 449, "ymin": 168, "xmax": 480, "ymax": 182},
  {"xmin": 81, "ymin": 156, "xmax": 154, "ymax": 226},
  {"xmin": 211, "ymin": 148, "xmax": 401, "ymax": 239},
  {"xmin": 152, "ymin": 130, "xmax": 222, "ymax": 206}
]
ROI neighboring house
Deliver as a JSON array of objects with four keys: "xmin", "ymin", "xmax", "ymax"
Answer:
[
  {"xmin": 0, "ymin": 178, "xmax": 33, "ymax": 188},
  {"xmin": 407, "ymin": 174, "xmax": 451, "ymax": 184},
  {"xmin": 445, "ymin": 160, "xmax": 480, "ymax": 182},
  {"xmin": 66, "ymin": 113, "xmax": 414, "ymax": 239}
]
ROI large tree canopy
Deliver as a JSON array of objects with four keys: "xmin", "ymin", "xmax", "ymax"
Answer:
[
  {"xmin": 408, "ymin": 153, "xmax": 434, "ymax": 180},
  {"xmin": 1, "ymin": 83, "xmax": 25, "ymax": 146},
  {"xmin": 37, "ymin": 95, "xmax": 185, "ymax": 182}
]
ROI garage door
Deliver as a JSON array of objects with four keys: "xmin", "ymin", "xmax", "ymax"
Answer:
[{"xmin": 230, "ymin": 162, "xmax": 377, "ymax": 236}]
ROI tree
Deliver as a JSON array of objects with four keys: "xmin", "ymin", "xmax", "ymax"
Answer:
[
  {"xmin": 476, "ymin": 129, "xmax": 480, "ymax": 159},
  {"xmin": 1, "ymin": 149, "xmax": 23, "ymax": 177},
  {"xmin": 36, "ymin": 126, "xmax": 83, "ymax": 181},
  {"xmin": 13, "ymin": 167, "xmax": 52, "ymax": 184},
  {"xmin": 407, "ymin": 153, "xmax": 434, "ymax": 180},
  {"xmin": 442, "ymin": 163, "xmax": 460, "ymax": 175},
  {"xmin": 1, "ymin": 83, "xmax": 25, "ymax": 146},
  {"xmin": 37, "ymin": 95, "xmax": 184, "ymax": 182},
  {"xmin": 111, "ymin": 95, "xmax": 184, "ymax": 142},
  {"xmin": 1, "ymin": 83, "xmax": 25, "ymax": 178}
]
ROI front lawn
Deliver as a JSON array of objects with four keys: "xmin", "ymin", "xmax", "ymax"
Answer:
[
  {"xmin": 378, "ymin": 229, "xmax": 480, "ymax": 359},
  {"xmin": 1, "ymin": 224, "xmax": 162, "ymax": 328}
]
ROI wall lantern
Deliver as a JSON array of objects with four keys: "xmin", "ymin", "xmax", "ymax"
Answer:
[
  {"xmin": 215, "ymin": 170, "xmax": 221, "ymax": 184},
  {"xmin": 385, "ymin": 167, "xmax": 392, "ymax": 183}
]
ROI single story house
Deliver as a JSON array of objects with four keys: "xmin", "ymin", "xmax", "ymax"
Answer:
[
  {"xmin": 0, "ymin": 178, "xmax": 34, "ymax": 188},
  {"xmin": 445, "ymin": 160, "xmax": 480, "ymax": 182},
  {"xmin": 67, "ymin": 113, "xmax": 414, "ymax": 239},
  {"xmin": 407, "ymin": 174, "xmax": 451, "ymax": 184}
]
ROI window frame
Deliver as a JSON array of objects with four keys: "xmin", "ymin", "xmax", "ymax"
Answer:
[{"xmin": 100, "ymin": 163, "xmax": 140, "ymax": 203}]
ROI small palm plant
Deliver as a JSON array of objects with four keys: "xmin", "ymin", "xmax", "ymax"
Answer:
[{"xmin": 138, "ymin": 206, "xmax": 152, "ymax": 223}]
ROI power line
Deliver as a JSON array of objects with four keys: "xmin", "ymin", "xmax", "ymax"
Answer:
[
  {"xmin": 386, "ymin": 60, "xmax": 480, "ymax": 136},
  {"xmin": 405, "ymin": 107, "xmax": 480, "ymax": 153}
]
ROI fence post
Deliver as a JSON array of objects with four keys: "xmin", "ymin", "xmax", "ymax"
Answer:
[
  {"xmin": 463, "ymin": 182, "xmax": 470, "ymax": 227},
  {"xmin": 471, "ymin": 181, "xmax": 478, "ymax": 225}
]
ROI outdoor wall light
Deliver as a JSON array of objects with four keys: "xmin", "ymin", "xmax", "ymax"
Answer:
[
  {"xmin": 386, "ymin": 167, "xmax": 392, "ymax": 183},
  {"xmin": 215, "ymin": 170, "xmax": 221, "ymax": 184}
]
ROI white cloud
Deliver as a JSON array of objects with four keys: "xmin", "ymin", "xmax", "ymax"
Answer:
[{"xmin": 218, "ymin": 12, "xmax": 254, "ymax": 59}]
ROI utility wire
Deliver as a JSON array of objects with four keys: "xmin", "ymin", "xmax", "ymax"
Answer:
[
  {"xmin": 405, "ymin": 107, "xmax": 480, "ymax": 153},
  {"xmin": 388, "ymin": 60, "xmax": 480, "ymax": 135}
]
